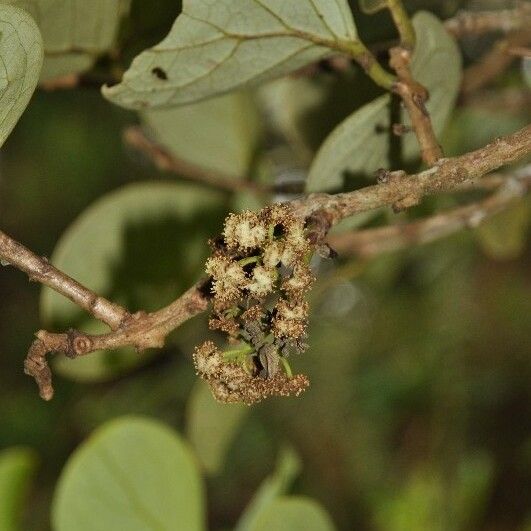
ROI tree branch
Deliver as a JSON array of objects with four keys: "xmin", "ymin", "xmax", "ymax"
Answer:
[
  {"xmin": 381, "ymin": 1, "xmax": 443, "ymax": 166},
  {"xmin": 461, "ymin": 28, "xmax": 531, "ymax": 96},
  {"xmin": 23, "ymin": 281, "xmax": 211, "ymax": 400},
  {"xmin": 293, "ymin": 124, "xmax": 530, "ymax": 222},
  {"xmin": 123, "ymin": 126, "xmax": 272, "ymax": 196},
  {"xmin": 2, "ymin": 125, "xmax": 529, "ymax": 400},
  {"xmin": 328, "ymin": 172, "xmax": 531, "ymax": 258},
  {"xmin": 444, "ymin": 4, "xmax": 531, "ymax": 39},
  {"xmin": 0, "ymin": 230, "xmax": 129, "ymax": 330},
  {"xmin": 389, "ymin": 46, "xmax": 443, "ymax": 165}
]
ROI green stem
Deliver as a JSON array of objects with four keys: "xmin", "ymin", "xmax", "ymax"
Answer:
[
  {"xmin": 238, "ymin": 255, "xmax": 261, "ymax": 267},
  {"xmin": 344, "ymin": 40, "xmax": 396, "ymax": 91},
  {"xmin": 223, "ymin": 343, "xmax": 253, "ymax": 362},
  {"xmin": 386, "ymin": 0, "xmax": 416, "ymax": 49},
  {"xmin": 280, "ymin": 357, "xmax": 293, "ymax": 378},
  {"xmin": 268, "ymin": 224, "xmax": 275, "ymax": 241}
]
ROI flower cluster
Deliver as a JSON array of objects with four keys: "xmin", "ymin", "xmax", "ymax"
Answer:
[
  {"xmin": 194, "ymin": 204, "xmax": 315, "ymax": 404},
  {"xmin": 193, "ymin": 342, "xmax": 309, "ymax": 405}
]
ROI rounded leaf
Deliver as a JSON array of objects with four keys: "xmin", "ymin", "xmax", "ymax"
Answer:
[
  {"xmin": 103, "ymin": 0, "xmax": 357, "ymax": 109},
  {"xmin": 236, "ymin": 448, "xmax": 301, "ymax": 531},
  {"xmin": 142, "ymin": 92, "xmax": 261, "ymax": 177},
  {"xmin": 0, "ymin": 448, "xmax": 38, "ymax": 531},
  {"xmin": 0, "ymin": 4, "xmax": 43, "ymax": 148},
  {"xmin": 4, "ymin": 0, "xmax": 130, "ymax": 81},
  {"xmin": 40, "ymin": 181, "xmax": 225, "ymax": 382},
  {"xmin": 52, "ymin": 416, "xmax": 205, "ymax": 531},
  {"xmin": 186, "ymin": 381, "xmax": 248, "ymax": 475},
  {"xmin": 252, "ymin": 497, "xmax": 336, "ymax": 531}
]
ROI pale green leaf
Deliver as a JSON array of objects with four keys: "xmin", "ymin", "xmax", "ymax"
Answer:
[
  {"xmin": 4, "ymin": 0, "xmax": 130, "ymax": 81},
  {"xmin": 142, "ymin": 91, "xmax": 261, "ymax": 177},
  {"xmin": 306, "ymin": 94, "xmax": 389, "ymax": 192},
  {"xmin": 258, "ymin": 75, "xmax": 327, "ymax": 161},
  {"xmin": 475, "ymin": 200, "xmax": 530, "ymax": 261},
  {"xmin": 235, "ymin": 447, "xmax": 300, "ymax": 531},
  {"xmin": 257, "ymin": 63, "xmax": 381, "ymax": 163},
  {"xmin": 251, "ymin": 497, "xmax": 336, "ymax": 531},
  {"xmin": 103, "ymin": 0, "xmax": 358, "ymax": 109},
  {"xmin": 39, "ymin": 54, "xmax": 94, "ymax": 83},
  {"xmin": 0, "ymin": 4, "xmax": 43, "ymax": 148},
  {"xmin": 0, "ymin": 448, "xmax": 38, "ymax": 531},
  {"xmin": 186, "ymin": 381, "xmax": 248, "ymax": 475},
  {"xmin": 40, "ymin": 181, "xmax": 225, "ymax": 382},
  {"xmin": 306, "ymin": 11, "xmax": 462, "ymax": 192},
  {"xmin": 52, "ymin": 416, "xmax": 205, "ymax": 531},
  {"xmin": 441, "ymin": 107, "xmax": 529, "ymax": 158}
]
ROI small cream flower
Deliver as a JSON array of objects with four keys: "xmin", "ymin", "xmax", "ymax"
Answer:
[
  {"xmin": 246, "ymin": 265, "xmax": 276, "ymax": 298},
  {"xmin": 263, "ymin": 241, "xmax": 296, "ymax": 268},
  {"xmin": 223, "ymin": 211, "xmax": 267, "ymax": 250},
  {"xmin": 206, "ymin": 255, "xmax": 246, "ymax": 305}
]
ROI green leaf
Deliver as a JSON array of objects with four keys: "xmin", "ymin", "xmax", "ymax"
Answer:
[
  {"xmin": 441, "ymin": 107, "xmax": 529, "ymax": 158},
  {"xmin": 103, "ymin": 0, "xmax": 358, "ymax": 109},
  {"xmin": 235, "ymin": 447, "xmax": 300, "ymax": 531},
  {"xmin": 306, "ymin": 94, "xmax": 389, "ymax": 192},
  {"xmin": 52, "ymin": 416, "xmax": 205, "ymax": 531},
  {"xmin": 0, "ymin": 448, "xmax": 38, "ymax": 531},
  {"xmin": 4, "ymin": 0, "xmax": 130, "ymax": 81},
  {"xmin": 0, "ymin": 4, "xmax": 43, "ymax": 148},
  {"xmin": 306, "ymin": 11, "xmax": 462, "ymax": 192},
  {"xmin": 40, "ymin": 181, "xmax": 226, "ymax": 382},
  {"xmin": 142, "ymin": 91, "xmax": 261, "ymax": 177},
  {"xmin": 258, "ymin": 65, "xmax": 379, "ymax": 163},
  {"xmin": 186, "ymin": 381, "xmax": 248, "ymax": 475},
  {"xmin": 475, "ymin": 200, "xmax": 530, "ymax": 261},
  {"xmin": 251, "ymin": 497, "xmax": 336, "ymax": 531}
]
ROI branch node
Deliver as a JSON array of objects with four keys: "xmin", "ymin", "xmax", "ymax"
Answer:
[
  {"xmin": 66, "ymin": 329, "xmax": 93, "ymax": 358},
  {"xmin": 393, "ymin": 123, "xmax": 412, "ymax": 136},
  {"xmin": 376, "ymin": 169, "xmax": 406, "ymax": 185},
  {"xmin": 392, "ymin": 193, "xmax": 421, "ymax": 213},
  {"xmin": 305, "ymin": 209, "xmax": 334, "ymax": 245}
]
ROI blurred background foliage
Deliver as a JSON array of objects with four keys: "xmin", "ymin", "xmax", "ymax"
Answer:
[{"xmin": 0, "ymin": 0, "xmax": 530, "ymax": 529}]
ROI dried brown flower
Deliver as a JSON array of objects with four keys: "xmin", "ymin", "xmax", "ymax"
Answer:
[
  {"xmin": 282, "ymin": 263, "xmax": 314, "ymax": 297},
  {"xmin": 273, "ymin": 298, "xmax": 309, "ymax": 340},
  {"xmin": 194, "ymin": 340, "xmax": 309, "ymax": 405}
]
